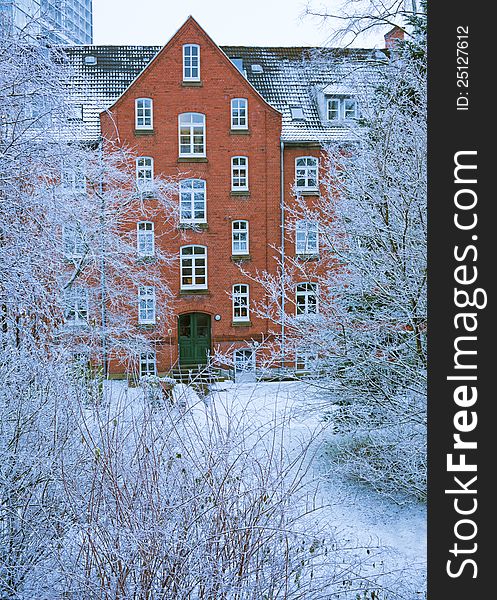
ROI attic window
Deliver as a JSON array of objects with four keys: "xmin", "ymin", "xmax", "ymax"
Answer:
[
  {"xmin": 68, "ymin": 104, "xmax": 84, "ymax": 121},
  {"xmin": 230, "ymin": 58, "xmax": 245, "ymax": 75},
  {"xmin": 250, "ymin": 64, "xmax": 263, "ymax": 73},
  {"xmin": 84, "ymin": 55, "xmax": 97, "ymax": 65},
  {"xmin": 326, "ymin": 97, "xmax": 358, "ymax": 122},
  {"xmin": 290, "ymin": 106, "xmax": 305, "ymax": 121}
]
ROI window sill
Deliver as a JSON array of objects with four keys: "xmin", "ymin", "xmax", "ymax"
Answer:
[
  {"xmin": 231, "ymin": 254, "xmax": 251, "ymax": 262},
  {"xmin": 179, "ymin": 289, "xmax": 210, "ymax": 296},
  {"xmin": 296, "ymin": 189, "xmax": 319, "ymax": 196},
  {"xmin": 230, "ymin": 128, "xmax": 251, "ymax": 135},
  {"xmin": 138, "ymin": 323, "xmax": 156, "ymax": 329},
  {"xmin": 182, "ymin": 80, "xmax": 203, "ymax": 87},
  {"xmin": 137, "ymin": 255, "xmax": 156, "ymax": 262},
  {"xmin": 177, "ymin": 157, "xmax": 208, "ymax": 163},
  {"xmin": 64, "ymin": 321, "xmax": 88, "ymax": 330},
  {"xmin": 179, "ymin": 222, "xmax": 208, "ymax": 230},
  {"xmin": 295, "ymin": 253, "xmax": 319, "ymax": 261},
  {"xmin": 134, "ymin": 129, "xmax": 154, "ymax": 136},
  {"xmin": 136, "ymin": 190, "xmax": 155, "ymax": 199},
  {"xmin": 230, "ymin": 190, "xmax": 250, "ymax": 197},
  {"xmin": 326, "ymin": 119, "xmax": 357, "ymax": 126},
  {"xmin": 232, "ymin": 320, "xmax": 252, "ymax": 327}
]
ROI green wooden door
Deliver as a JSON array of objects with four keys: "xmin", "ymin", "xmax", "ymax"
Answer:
[{"xmin": 178, "ymin": 313, "xmax": 211, "ymax": 366}]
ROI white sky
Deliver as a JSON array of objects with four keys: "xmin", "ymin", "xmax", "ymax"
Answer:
[{"xmin": 92, "ymin": 0, "xmax": 385, "ymax": 48}]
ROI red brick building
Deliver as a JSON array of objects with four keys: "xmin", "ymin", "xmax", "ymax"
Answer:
[{"xmin": 66, "ymin": 16, "xmax": 384, "ymax": 378}]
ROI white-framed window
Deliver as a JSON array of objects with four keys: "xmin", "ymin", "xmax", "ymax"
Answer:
[
  {"xmin": 295, "ymin": 350, "xmax": 317, "ymax": 372},
  {"xmin": 327, "ymin": 98, "xmax": 340, "ymax": 121},
  {"xmin": 135, "ymin": 98, "xmax": 153, "ymax": 129},
  {"xmin": 140, "ymin": 352, "xmax": 157, "ymax": 377},
  {"xmin": 231, "ymin": 156, "xmax": 248, "ymax": 191},
  {"xmin": 26, "ymin": 93, "xmax": 51, "ymax": 127},
  {"xmin": 295, "ymin": 156, "xmax": 318, "ymax": 190},
  {"xmin": 327, "ymin": 97, "xmax": 358, "ymax": 121},
  {"xmin": 232, "ymin": 284, "xmax": 250, "ymax": 321},
  {"xmin": 179, "ymin": 113, "xmax": 206, "ymax": 157},
  {"xmin": 233, "ymin": 348, "xmax": 255, "ymax": 374},
  {"xmin": 180, "ymin": 179, "xmax": 207, "ymax": 223},
  {"xmin": 296, "ymin": 283, "xmax": 318, "ymax": 316},
  {"xmin": 138, "ymin": 286, "xmax": 156, "ymax": 324},
  {"xmin": 231, "ymin": 98, "xmax": 248, "ymax": 129},
  {"xmin": 180, "ymin": 245, "xmax": 207, "ymax": 290},
  {"xmin": 64, "ymin": 286, "xmax": 88, "ymax": 325},
  {"xmin": 137, "ymin": 221, "xmax": 154, "ymax": 257},
  {"xmin": 136, "ymin": 157, "xmax": 154, "ymax": 191},
  {"xmin": 63, "ymin": 224, "xmax": 86, "ymax": 259},
  {"xmin": 343, "ymin": 98, "xmax": 358, "ymax": 119},
  {"xmin": 61, "ymin": 167, "xmax": 86, "ymax": 193},
  {"xmin": 183, "ymin": 44, "xmax": 200, "ymax": 81},
  {"xmin": 232, "ymin": 220, "xmax": 249, "ymax": 254},
  {"xmin": 295, "ymin": 220, "xmax": 319, "ymax": 255}
]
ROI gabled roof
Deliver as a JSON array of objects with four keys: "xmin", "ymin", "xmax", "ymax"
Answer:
[{"xmin": 62, "ymin": 43, "xmax": 386, "ymax": 144}]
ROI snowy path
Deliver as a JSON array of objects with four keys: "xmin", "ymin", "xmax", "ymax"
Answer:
[{"xmin": 204, "ymin": 380, "xmax": 427, "ymax": 598}]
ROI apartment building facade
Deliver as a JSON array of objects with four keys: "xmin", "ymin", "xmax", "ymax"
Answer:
[
  {"xmin": 0, "ymin": 0, "xmax": 92, "ymax": 44},
  {"xmin": 65, "ymin": 16, "xmax": 392, "ymax": 377}
]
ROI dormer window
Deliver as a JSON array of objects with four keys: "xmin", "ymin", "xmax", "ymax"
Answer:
[
  {"xmin": 326, "ymin": 97, "xmax": 358, "ymax": 122},
  {"xmin": 343, "ymin": 98, "xmax": 358, "ymax": 119},
  {"xmin": 183, "ymin": 44, "xmax": 200, "ymax": 81}
]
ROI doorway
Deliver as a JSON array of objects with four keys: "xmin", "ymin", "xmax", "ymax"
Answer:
[{"xmin": 178, "ymin": 313, "xmax": 211, "ymax": 366}]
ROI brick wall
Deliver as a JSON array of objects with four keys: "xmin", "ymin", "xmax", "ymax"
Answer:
[{"xmin": 100, "ymin": 17, "xmax": 283, "ymax": 374}]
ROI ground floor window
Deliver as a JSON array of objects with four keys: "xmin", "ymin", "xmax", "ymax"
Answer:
[
  {"xmin": 233, "ymin": 348, "xmax": 255, "ymax": 374},
  {"xmin": 140, "ymin": 352, "xmax": 157, "ymax": 377}
]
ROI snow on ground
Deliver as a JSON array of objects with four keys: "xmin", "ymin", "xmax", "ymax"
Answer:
[
  {"xmin": 106, "ymin": 378, "xmax": 426, "ymax": 597},
  {"xmin": 204, "ymin": 380, "xmax": 427, "ymax": 597}
]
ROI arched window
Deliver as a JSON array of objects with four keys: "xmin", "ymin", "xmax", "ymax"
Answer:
[
  {"xmin": 63, "ymin": 224, "xmax": 86, "ymax": 259},
  {"xmin": 232, "ymin": 284, "xmax": 250, "ymax": 321},
  {"xmin": 135, "ymin": 98, "xmax": 153, "ymax": 129},
  {"xmin": 138, "ymin": 286, "xmax": 156, "ymax": 324},
  {"xmin": 231, "ymin": 156, "xmax": 248, "ymax": 191},
  {"xmin": 180, "ymin": 179, "xmax": 206, "ymax": 223},
  {"xmin": 136, "ymin": 157, "xmax": 154, "ymax": 190},
  {"xmin": 180, "ymin": 245, "xmax": 207, "ymax": 289},
  {"xmin": 232, "ymin": 220, "xmax": 249, "ymax": 254},
  {"xmin": 137, "ymin": 221, "xmax": 154, "ymax": 256},
  {"xmin": 295, "ymin": 220, "xmax": 319, "ymax": 255},
  {"xmin": 295, "ymin": 283, "xmax": 318, "ymax": 316},
  {"xmin": 64, "ymin": 286, "xmax": 88, "ymax": 325},
  {"xmin": 179, "ymin": 113, "xmax": 205, "ymax": 156},
  {"xmin": 183, "ymin": 44, "xmax": 200, "ymax": 81},
  {"xmin": 295, "ymin": 156, "xmax": 318, "ymax": 190}
]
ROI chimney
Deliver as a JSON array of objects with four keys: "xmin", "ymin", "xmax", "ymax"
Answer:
[{"xmin": 384, "ymin": 26, "xmax": 404, "ymax": 50}]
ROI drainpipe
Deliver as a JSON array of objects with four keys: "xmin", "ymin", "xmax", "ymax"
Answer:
[
  {"xmin": 280, "ymin": 138, "xmax": 285, "ymax": 369},
  {"xmin": 98, "ymin": 139, "xmax": 108, "ymax": 378}
]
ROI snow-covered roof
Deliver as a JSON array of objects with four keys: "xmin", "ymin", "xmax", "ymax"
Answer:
[{"xmin": 61, "ymin": 44, "xmax": 386, "ymax": 144}]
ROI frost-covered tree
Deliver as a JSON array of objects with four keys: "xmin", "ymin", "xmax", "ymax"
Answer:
[
  {"xmin": 301, "ymin": 7, "xmax": 426, "ymax": 501},
  {"xmin": 0, "ymin": 18, "xmax": 178, "ymax": 595},
  {"xmin": 237, "ymin": 6, "xmax": 427, "ymax": 501},
  {"xmin": 304, "ymin": 0, "xmax": 422, "ymax": 45}
]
